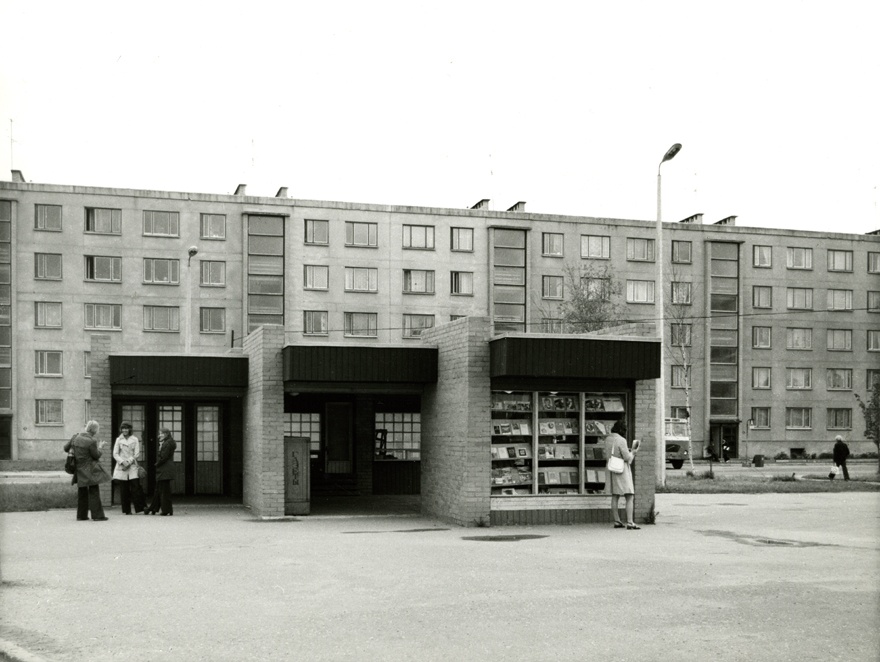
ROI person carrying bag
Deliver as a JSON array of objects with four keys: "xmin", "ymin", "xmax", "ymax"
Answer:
[{"xmin": 63, "ymin": 420, "xmax": 111, "ymax": 521}]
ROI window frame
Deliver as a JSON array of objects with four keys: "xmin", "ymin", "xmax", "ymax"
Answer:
[
  {"xmin": 581, "ymin": 235, "xmax": 610, "ymax": 259},
  {"xmin": 200, "ymin": 213, "xmax": 227, "ymax": 240},
  {"xmin": 626, "ymin": 237, "xmax": 655, "ymax": 262},
  {"xmin": 826, "ymin": 368, "xmax": 853, "ymax": 391},
  {"xmin": 671, "ymin": 365, "xmax": 690, "ymax": 388},
  {"xmin": 450, "ymin": 271, "xmax": 474, "ymax": 296},
  {"xmin": 826, "ymin": 289, "xmax": 853, "ymax": 311},
  {"xmin": 785, "ymin": 407, "xmax": 812, "ymax": 430},
  {"xmin": 868, "ymin": 291, "xmax": 880, "ymax": 313},
  {"xmin": 35, "ymin": 301, "xmax": 63, "ymax": 329},
  {"xmin": 143, "ymin": 305, "xmax": 180, "ymax": 333},
  {"xmin": 402, "ymin": 269, "xmax": 436, "ymax": 295},
  {"xmin": 35, "ymin": 253, "xmax": 63, "ymax": 280},
  {"xmin": 344, "ymin": 267, "xmax": 379, "ymax": 293},
  {"xmin": 541, "ymin": 233, "xmax": 564, "ymax": 257},
  {"xmin": 786, "ymin": 327, "xmax": 813, "ymax": 350},
  {"xmin": 142, "ymin": 210, "xmax": 180, "ymax": 237},
  {"xmin": 35, "ymin": 399, "xmax": 64, "ymax": 425},
  {"xmin": 752, "ymin": 285, "xmax": 772, "ymax": 309},
  {"xmin": 751, "ymin": 407, "xmax": 771, "ymax": 429},
  {"xmin": 786, "ymin": 287, "xmax": 813, "ymax": 310},
  {"xmin": 826, "ymin": 408, "xmax": 852, "ymax": 430},
  {"xmin": 869, "ymin": 330, "xmax": 880, "ymax": 352},
  {"xmin": 752, "ymin": 326, "xmax": 771, "ymax": 349},
  {"xmin": 344, "ymin": 312, "xmax": 378, "ymax": 338},
  {"xmin": 626, "ymin": 279, "xmax": 655, "ymax": 304},
  {"xmin": 753, "ymin": 245, "xmax": 772, "ymax": 268},
  {"xmin": 786, "ymin": 246, "xmax": 813, "ymax": 270},
  {"xmin": 85, "ymin": 255, "xmax": 122, "ymax": 283},
  {"xmin": 785, "ymin": 367, "xmax": 813, "ymax": 390},
  {"xmin": 35, "ymin": 350, "xmax": 63, "ymax": 377},
  {"xmin": 143, "ymin": 257, "xmax": 181, "ymax": 285},
  {"xmin": 345, "ymin": 221, "xmax": 378, "ymax": 248},
  {"xmin": 303, "ymin": 265, "xmax": 329, "ymax": 291},
  {"xmin": 84, "ymin": 207, "xmax": 121, "ymax": 235},
  {"xmin": 671, "ymin": 281, "xmax": 692, "ymax": 305},
  {"xmin": 402, "ymin": 313, "xmax": 435, "ymax": 338},
  {"xmin": 672, "ymin": 240, "xmax": 692, "ymax": 264},
  {"xmin": 402, "ymin": 224, "xmax": 435, "ymax": 250},
  {"xmin": 451, "ymin": 227, "xmax": 474, "ymax": 252},
  {"xmin": 869, "ymin": 252, "xmax": 880, "ymax": 274},
  {"xmin": 827, "ymin": 249, "xmax": 853, "ymax": 272},
  {"xmin": 826, "ymin": 328, "xmax": 853, "ymax": 352},
  {"xmin": 199, "ymin": 307, "xmax": 226, "ymax": 334},
  {"xmin": 84, "ymin": 303, "xmax": 122, "ymax": 331},
  {"xmin": 305, "ymin": 219, "xmax": 330, "ymax": 246},
  {"xmin": 35, "ymin": 204, "xmax": 62, "ymax": 231},
  {"xmin": 303, "ymin": 310, "xmax": 329, "ymax": 336},
  {"xmin": 542, "ymin": 275, "xmax": 564, "ymax": 300},
  {"xmin": 752, "ymin": 367, "xmax": 771, "ymax": 389},
  {"xmin": 671, "ymin": 323, "xmax": 692, "ymax": 347},
  {"xmin": 199, "ymin": 260, "xmax": 226, "ymax": 287}
]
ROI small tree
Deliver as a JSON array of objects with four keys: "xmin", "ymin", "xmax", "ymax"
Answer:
[
  {"xmin": 551, "ymin": 262, "xmax": 625, "ymax": 333},
  {"xmin": 854, "ymin": 381, "xmax": 880, "ymax": 473}
]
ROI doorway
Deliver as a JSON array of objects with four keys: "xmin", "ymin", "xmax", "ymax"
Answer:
[{"xmin": 709, "ymin": 422, "xmax": 738, "ymax": 461}]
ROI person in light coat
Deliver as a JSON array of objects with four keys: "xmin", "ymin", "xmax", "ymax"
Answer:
[
  {"xmin": 63, "ymin": 420, "xmax": 110, "ymax": 521},
  {"xmin": 604, "ymin": 419, "xmax": 641, "ymax": 530},
  {"xmin": 113, "ymin": 422, "xmax": 146, "ymax": 514}
]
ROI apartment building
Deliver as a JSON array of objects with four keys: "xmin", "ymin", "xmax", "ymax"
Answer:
[{"xmin": 0, "ymin": 172, "xmax": 877, "ymax": 520}]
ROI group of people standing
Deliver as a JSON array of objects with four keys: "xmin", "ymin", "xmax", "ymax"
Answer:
[{"xmin": 63, "ymin": 421, "xmax": 178, "ymax": 520}]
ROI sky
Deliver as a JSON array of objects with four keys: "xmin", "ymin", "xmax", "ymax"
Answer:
[{"xmin": 1, "ymin": 1, "xmax": 878, "ymax": 235}]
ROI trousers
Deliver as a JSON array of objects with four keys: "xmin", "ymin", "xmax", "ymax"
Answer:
[{"xmin": 76, "ymin": 485, "xmax": 105, "ymax": 520}]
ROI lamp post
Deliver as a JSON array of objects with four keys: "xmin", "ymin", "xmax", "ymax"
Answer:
[
  {"xmin": 185, "ymin": 246, "xmax": 198, "ymax": 353},
  {"xmin": 656, "ymin": 143, "xmax": 681, "ymax": 486}
]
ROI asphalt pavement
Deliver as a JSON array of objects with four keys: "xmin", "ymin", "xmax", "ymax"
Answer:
[{"xmin": 1, "ymin": 492, "xmax": 878, "ymax": 662}]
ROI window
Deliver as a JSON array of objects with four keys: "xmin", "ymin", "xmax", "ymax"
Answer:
[
  {"xmin": 827, "ymin": 408, "xmax": 852, "ymax": 430},
  {"xmin": 752, "ymin": 286, "xmax": 772, "ymax": 308},
  {"xmin": 85, "ymin": 256, "xmax": 122, "ymax": 283},
  {"xmin": 785, "ymin": 407, "xmax": 812, "ymax": 429},
  {"xmin": 35, "ymin": 302, "xmax": 62, "ymax": 328},
  {"xmin": 375, "ymin": 411, "xmax": 422, "ymax": 460},
  {"xmin": 200, "ymin": 308, "xmax": 225, "ymax": 333},
  {"xmin": 786, "ymin": 247, "xmax": 812, "ymax": 270},
  {"xmin": 303, "ymin": 311, "xmax": 328, "ymax": 336},
  {"xmin": 626, "ymin": 237, "xmax": 655, "ymax": 262},
  {"xmin": 671, "ymin": 365, "xmax": 690, "ymax": 388},
  {"xmin": 344, "ymin": 312, "xmax": 377, "ymax": 337},
  {"xmin": 303, "ymin": 265, "xmax": 329, "ymax": 290},
  {"xmin": 869, "ymin": 330, "xmax": 880, "ymax": 351},
  {"xmin": 626, "ymin": 280, "xmax": 655, "ymax": 303},
  {"xmin": 827, "ymin": 249, "xmax": 853, "ymax": 272},
  {"xmin": 868, "ymin": 369, "xmax": 880, "ymax": 389},
  {"xmin": 581, "ymin": 235, "xmax": 610, "ymax": 259},
  {"xmin": 827, "ymin": 329, "xmax": 852, "ymax": 351},
  {"xmin": 869, "ymin": 252, "xmax": 880, "ymax": 274},
  {"xmin": 35, "ymin": 253, "xmax": 62, "ymax": 280},
  {"xmin": 403, "ymin": 314, "xmax": 434, "ymax": 338},
  {"xmin": 143, "ymin": 258, "xmax": 180, "ymax": 285},
  {"xmin": 869, "ymin": 292, "xmax": 880, "ymax": 313},
  {"xmin": 671, "ymin": 324, "xmax": 692, "ymax": 346},
  {"xmin": 826, "ymin": 289, "xmax": 853, "ymax": 311},
  {"xmin": 35, "ymin": 204, "xmax": 62, "ymax": 231},
  {"xmin": 542, "ymin": 318, "xmax": 564, "ymax": 333},
  {"xmin": 35, "ymin": 350, "xmax": 62, "ymax": 376},
  {"xmin": 403, "ymin": 270, "xmax": 435, "ymax": 294},
  {"xmin": 83, "ymin": 351, "xmax": 91, "ymax": 378},
  {"xmin": 143, "ymin": 306, "xmax": 180, "ymax": 332},
  {"xmin": 85, "ymin": 207, "xmax": 121, "ymax": 234},
  {"xmin": 751, "ymin": 407, "xmax": 771, "ymax": 429},
  {"xmin": 710, "ymin": 294, "xmax": 737, "ymax": 312},
  {"xmin": 672, "ymin": 241, "xmax": 692, "ymax": 264},
  {"xmin": 584, "ymin": 277, "xmax": 611, "ymax": 301},
  {"xmin": 200, "ymin": 261, "xmax": 226, "ymax": 287},
  {"xmin": 36, "ymin": 399, "xmax": 63, "ymax": 425},
  {"xmin": 451, "ymin": 271, "xmax": 473, "ymax": 295},
  {"xmin": 345, "ymin": 221, "xmax": 378, "ymax": 247},
  {"xmin": 753, "ymin": 245, "xmax": 772, "ymax": 268},
  {"xmin": 403, "ymin": 225, "xmax": 434, "ymax": 249},
  {"xmin": 542, "ymin": 233, "xmax": 563, "ymax": 257},
  {"xmin": 786, "ymin": 368, "xmax": 812, "ymax": 389},
  {"xmin": 786, "ymin": 288, "xmax": 813, "ymax": 310},
  {"xmin": 826, "ymin": 368, "xmax": 853, "ymax": 390},
  {"xmin": 786, "ymin": 328, "xmax": 812, "ymax": 350},
  {"xmin": 752, "ymin": 326, "xmax": 771, "ymax": 348},
  {"xmin": 344, "ymin": 267, "xmax": 378, "ymax": 292},
  {"xmin": 200, "ymin": 214, "xmax": 226, "ymax": 240},
  {"xmin": 84, "ymin": 303, "xmax": 121, "ymax": 330},
  {"xmin": 670, "ymin": 406, "xmax": 690, "ymax": 419},
  {"xmin": 305, "ymin": 219, "xmax": 329, "ymax": 245},
  {"xmin": 542, "ymin": 275, "xmax": 564, "ymax": 299},
  {"xmin": 143, "ymin": 210, "xmax": 179, "ymax": 236},
  {"xmin": 671, "ymin": 281, "xmax": 692, "ymax": 305},
  {"xmin": 451, "ymin": 227, "xmax": 474, "ymax": 252},
  {"xmin": 752, "ymin": 367, "xmax": 771, "ymax": 389}
]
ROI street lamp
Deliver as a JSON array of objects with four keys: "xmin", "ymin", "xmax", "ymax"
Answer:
[
  {"xmin": 185, "ymin": 246, "xmax": 198, "ymax": 353},
  {"xmin": 656, "ymin": 143, "xmax": 682, "ymax": 486}
]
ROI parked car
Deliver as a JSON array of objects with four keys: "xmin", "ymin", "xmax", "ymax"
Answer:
[
  {"xmin": 665, "ymin": 443, "xmax": 687, "ymax": 470},
  {"xmin": 665, "ymin": 418, "xmax": 689, "ymax": 469}
]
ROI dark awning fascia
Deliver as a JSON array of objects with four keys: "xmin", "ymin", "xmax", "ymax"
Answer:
[
  {"xmin": 109, "ymin": 354, "xmax": 249, "ymax": 389},
  {"xmin": 283, "ymin": 345, "xmax": 438, "ymax": 385},
  {"xmin": 489, "ymin": 335, "xmax": 660, "ymax": 380}
]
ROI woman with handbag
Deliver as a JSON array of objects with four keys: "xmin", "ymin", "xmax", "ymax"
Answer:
[
  {"xmin": 604, "ymin": 420, "xmax": 641, "ymax": 530},
  {"xmin": 113, "ymin": 422, "xmax": 146, "ymax": 514},
  {"xmin": 63, "ymin": 420, "xmax": 111, "ymax": 521}
]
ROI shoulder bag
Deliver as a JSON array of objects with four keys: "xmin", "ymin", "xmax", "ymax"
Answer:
[
  {"xmin": 607, "ymin": 453, "xmax": 625, "ymax": 474},
  {"xmin": 64, "ymin": 438, "xmax": 77, "ymax": 475}
]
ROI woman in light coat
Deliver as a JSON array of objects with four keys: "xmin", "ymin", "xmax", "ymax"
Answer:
[
  {"xmin": 113, "ymin": 422, "xmax": 146, "ymax": 514},
  {"xmin": 604, "ymin": 419, "xmax": 641, "ymax": 530}
]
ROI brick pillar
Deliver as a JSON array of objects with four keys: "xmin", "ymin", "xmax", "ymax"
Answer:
[
  {"xmin": 242, "ymin": 326, "xmax": 285, "ymax": 517},
  {"xmin": 633, "ymin": 378, "xmax": 658, "ymax": 522},
  {"xmin": 420, "ymin": 316, "xmax": 493, "ymax": 526},
  {"xmin": 89, "ymin": 335, "xmax": 114, "ymax": 505},
  {"xmin": 354, "ymin": 395, "xmax": 374, "ymax": 494}
]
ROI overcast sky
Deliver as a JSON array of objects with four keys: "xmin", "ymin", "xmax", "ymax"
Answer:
[{"xmin": 1, "ymin": 1, "xmax": 878, "ymax": 235}]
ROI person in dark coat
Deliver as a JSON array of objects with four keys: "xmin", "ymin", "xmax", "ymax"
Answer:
[
  {"xmin": 146, "ymin": 428, "xmax": 177, "ymax": 516},
  {"xmin": 63, "ymin": 420, "xmax": 111, "ymax": 521},
  {"xmin": 832, "ymin": 435, "xmax": 850, "ymax": 481}
]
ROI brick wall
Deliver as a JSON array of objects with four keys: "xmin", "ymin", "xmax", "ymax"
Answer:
[
  {"xmin": 89, "ymin": 335, "xmax": 114, "ymax": 505},
  {"xmin": 242, "ymin": 325, "xmax": 285, "ymax": 518},
  {"xmin": 420, "ymin": 317, "xmax": 493, "ymax": 526},
  {"xmin": 633, "ymin": 378, "xmax": 657, "ymax": 522}
]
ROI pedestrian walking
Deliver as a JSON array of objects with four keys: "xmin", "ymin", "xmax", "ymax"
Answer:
[
  {"xmin": 64, "ymin": 420, "xmax": 111, "ymax": 521},
  {"xmin": 832, "ymin": 435, "xmax": 850, "ymax": 481},
  {"xmin": 604, "ymin": 420, "xmax": 641, "ymax": 530},
  {"xmin": 113, "ymin": 422, "xmax": 146, "ymax": 514},
  {"xmin": 146, "ymin": 428, "xmax": 176, "ymax": 516}
]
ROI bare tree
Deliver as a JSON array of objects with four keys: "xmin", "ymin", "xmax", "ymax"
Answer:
[
  {"xmin": 853, "ymin": 381, "xmax": 880, "ymax": 474},
  {"xmin": 664, "ymin": 262, "xmax": 700, "ymax": 472},
  {"xmin": 534, "ymin": 262, "xmax": 625, "ymax": 333}
]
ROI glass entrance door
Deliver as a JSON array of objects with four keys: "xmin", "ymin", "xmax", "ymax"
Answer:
[{"xmin": 195, "ymin": 405, "xmax": 221, "ymax": 494}]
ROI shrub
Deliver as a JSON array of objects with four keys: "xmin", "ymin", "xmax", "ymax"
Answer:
[
  {"xmin": 818, "ymin": 452, "xmax": 833, "ymax": 460},
  {"xmin": 770, "ymin": 473, "xmax": 798, "ymax": 482},
  {"xmin": 774, "ymin": 451, "xmax": 790, "ymax": 460}
]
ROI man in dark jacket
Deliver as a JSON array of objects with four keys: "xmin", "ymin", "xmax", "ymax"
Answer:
[
  {"xmin": 63, "ymin": 420, "xmax": 110, "ymax": 520},
  {"xmin": 146, "ymin": 428, "xmax": 177, "ymax": 516},
  {"xmin": 832, "ymin": 435, "xmax": 850, "ymax": 481}
]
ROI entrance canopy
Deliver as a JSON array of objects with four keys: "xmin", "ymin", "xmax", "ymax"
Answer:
[
  {"xmin": 109, "ymin": 354, "xmax": 248, "ymax": 395},
  {"xmin": 283, "ymin": 344, "xmax": 438, "ymax": 393}
]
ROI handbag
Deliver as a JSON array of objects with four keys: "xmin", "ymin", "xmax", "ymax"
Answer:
[
  {"xmin": 607, "ymin": 454, "xmax": 625, "ymax": 474},
  {"xmin": 64, "ymin": 449, "xmax": 76, "ymax": 475}
]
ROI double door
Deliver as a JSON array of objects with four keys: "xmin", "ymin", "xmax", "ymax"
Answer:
[{"xmin": 115, "ymin": 401, "xmax": 223, "ymax": 496}]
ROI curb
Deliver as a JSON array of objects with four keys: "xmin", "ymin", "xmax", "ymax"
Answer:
[{"xmin": 0, "ymin": 638, "xmax": 50, "ymax": 662}]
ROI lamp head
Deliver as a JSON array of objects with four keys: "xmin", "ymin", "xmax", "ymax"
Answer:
[
  {"xmin": 661, "ymin": 143, "xmax": 682, "ymax": 163},
  {"xmin": 188, "ymin": 246, "xmax": 199, "ymax": 257}
]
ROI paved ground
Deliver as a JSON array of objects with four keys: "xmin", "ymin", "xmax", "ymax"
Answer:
[{"xmin": 1, "ymin": 493, "xmax": 878, "ymax": 662}]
